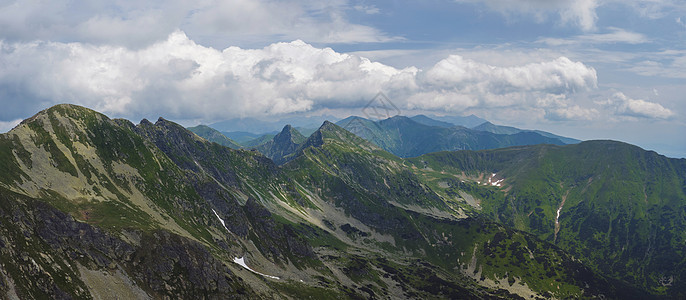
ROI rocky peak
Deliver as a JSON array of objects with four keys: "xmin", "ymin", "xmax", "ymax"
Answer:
[
  {"xmin": 255, "ymin": 125, "xmax": 305, "ymax": 164},
  {"xmin": 273, "ymin": 124, "xmax": 305, "ymax": 145}
]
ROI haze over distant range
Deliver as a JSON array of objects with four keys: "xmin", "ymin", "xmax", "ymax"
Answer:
[{"xmin": 0, "ymin": 1, "xmax": 684, "ymax": 157}]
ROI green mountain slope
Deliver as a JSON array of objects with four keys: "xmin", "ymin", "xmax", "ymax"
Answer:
[
  {"xmin": 187, "ymin": 124, "xmax": 241, "ymax": 149},
  {"xmin": 409, "ymin": 141, "xmax": 686, "ymax": 297},
  {"xmin": 0, "ymin": 104, "xmax": 659, "ymax": 299},
  {"xmin": 410, "ymin": 114, "xmax": 456, "ymax": 128},
  {"xmin": 280, "ymin": 122, "xmax": 647, "ymax": 299},
  {"xmin": 337, "ymin": 116, "xmax": 567, "ymax": 158},
  {"xmin": 241, "ymin": 133, "xmax": 275, "ymax": 147},
  {"xmin": 427, "ymin": 114, "xmax": 488, "ymax": 128},
  {"xmin": 0, "ymin": 105, "xmax": 269, "ymax": 298},
  {"xmin": 472, "ymin": 121, "xmax": 580, "ymax": 144}
]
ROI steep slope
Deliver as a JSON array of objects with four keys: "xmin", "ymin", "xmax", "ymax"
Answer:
[
  {"xmin": 255, "ymin": 125, "xmax": 306, "ymax": 164},
  {"xmin": 472, "ymin": 121, "xmax": 580, "ymax": 144},
  {"xmin": 337, "ymin": 116, "xmax": 566, "ymax": 158},
  {"xmin": 0, "ymin": 105, "xmax": 267, "ymax": 298},
  {"xmin": 409, "ymin": 141, "xmax": 686, "ymax": 297},
  {"xmin": 187, "ymin": 125, "xmax": 241, "ymax": 149},
  {"xmin": 280, "ymin": 122, "xmax": 647, "ymax": 299},
  {"xmin": 0, "ymin": 104, "xmax": 659, "ymax": 299},
  {"xmin": 132, "ymin": 117, "xmax": 320, "ymax": 268},
  {"xmin": 0, "ymin": 104, "xmax": 348, "ymax": 298}
]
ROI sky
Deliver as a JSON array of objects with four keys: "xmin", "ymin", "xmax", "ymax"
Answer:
[{"xmin": 0, "ymin": 0, "xmax": 684, "ymax": 157}]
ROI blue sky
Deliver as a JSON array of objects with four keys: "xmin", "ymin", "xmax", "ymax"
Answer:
[{"xmin": 0, "ymin": 0, "xmax": 684, "ymax": 157}]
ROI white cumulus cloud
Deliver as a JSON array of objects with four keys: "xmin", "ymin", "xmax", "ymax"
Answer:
[
  {"xmin": 422, "ymin": 55, "xmax": 597, "ymax": 94},
  {"xmin": 0, "ymin": 32, "xmax": 413, "ymax": 121},
  {"xmin": 0, "ymin": 31, "xmax": 609, "ymax": 123},
  {"xmin": 599, "ymin": 92, "xmax": 675, "ymax": 119}
]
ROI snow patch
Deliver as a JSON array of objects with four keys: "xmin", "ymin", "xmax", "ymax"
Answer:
[
  {"xmin": 233, "ymin": 257, "xmax": 280, "ymax": 280},
  {"xmin": 486, "ymin": 173, "xmax": 504, "ymax": 187},
  {"xmin": 212, "ymin": 209, "xmax": 233, "ymax": 234}
]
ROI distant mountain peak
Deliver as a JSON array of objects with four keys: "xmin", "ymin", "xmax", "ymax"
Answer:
[
  {"xmin": 20, "ymin": 103, "xmax": 105, "ymax": 128},
  {"xmin": 475, "ymin": 121, "xmax": 494, "ymax": 127},
  {"xmin": 254, "ymin": 124, "xmax": 307, "ymax": 164},
  {"xmin": 187, "ymin": 124, "xmax": 241, "ymax": 149},
  {"xmin": 321, "ymin": 120, "xmax": 336, "ymax": 128},
  {"xmin": 273, "ymin": 124, "xmax": 305, "ymax": 145},
  {"xmin": 294, "ymin": 120, "xmax": 380, "ymax": 156}
]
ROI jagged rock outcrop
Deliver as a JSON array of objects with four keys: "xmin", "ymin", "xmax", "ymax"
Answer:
[{"xmin": 255, "ymin": 124, "xmax": 306, "ymax": 164}]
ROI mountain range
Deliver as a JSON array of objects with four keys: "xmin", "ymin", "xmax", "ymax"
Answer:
[
  {"xmin": 191, "ymin": 114, "xmax": 579, "ymax": 161},
  {"xmin": 335, "ymin": 115, "xmax": 573, "ymax": 158},
  {"xmin": 1, "ymin": 104, "xmax": 684, "ymax": 299}
]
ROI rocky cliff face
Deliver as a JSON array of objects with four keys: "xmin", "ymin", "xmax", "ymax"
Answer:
[
  {"xmin": 0, "ymin": 105, "xmax": 310, "ymax": 298},
  {"xmin": 0, "ymin": 189, "xmax": 256, "ymax": 299},
  {"xmin": 255, "ymin": 124, "xmax": 306, "ymax": 164}
]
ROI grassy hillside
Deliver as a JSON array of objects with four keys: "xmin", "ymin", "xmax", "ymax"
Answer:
[{"xmin": 409, "ymin": 141, "xmax": 686, "ymax": 296}]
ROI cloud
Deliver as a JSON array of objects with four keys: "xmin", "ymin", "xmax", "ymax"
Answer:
[
  {"xmin": 455, "ymin": 0, "xmax": 598, "ymax": 31},
  {"xmin": 538, "ymin": 27, "xmax": 649, "ymax": 46},
  {"xmin": 421, "ymin": 55, "xmax": 597, "ymax": 94},
  {"xmin": 0, "ymin": 32, "xmax": 607, "ymax": 124},
  {"xmin": 622, "ymin": 51, "xmax": 686, "ymax": 79},
  {"xmin": 678, "ymin": 17, "xmax": 686, "ymax": 29},
  {"xmin": 0, "ymin": 0, "xmax": 183, "ymax": 48},
  {"xmin": 0, "ymin": 0, "xmax": 396, "ymax": 48},
  {"xmin": 455, "ymin": 0, "xmax": 686, "ymax": 32},
  {"xmin": 599, "ymin": 92, "xmax": 675, "ymax": 119},
  {"xmin": 545, "ymin": 105, "xmax": 599, "ymax": 121},
  {"xmin": 185, "ymin": 0, "xmax": 399, "ymax": 45},
  {"xmin": 619, "ymin": 0, "xmax": 686, "ymax": 19},
  {"xmin": 0, "ymin": 32, "xmax": 413, "ymax": 121},
  {"xmin": 353, "ymin": 5, "xmax": 380, "ymax": 15}
]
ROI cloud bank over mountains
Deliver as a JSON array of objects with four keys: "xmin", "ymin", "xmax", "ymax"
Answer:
[
  {"xmin": 0, "ymin": 0, "xmax": 682, "ymax": 157},
  {"xmin": 3, "ymin": 30, "xmax": 658, "ymax": 125}
]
